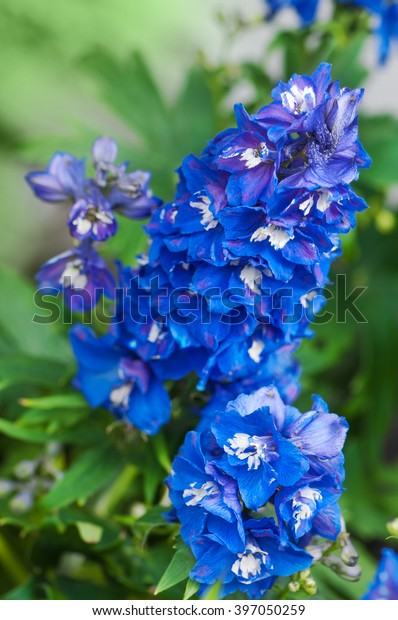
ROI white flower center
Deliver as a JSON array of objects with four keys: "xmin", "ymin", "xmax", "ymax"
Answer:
[
  {"xmin": 148, "ymin": 322, "xmax": 162, "ymax": 343},
  {"xmin": 182, "ymin": 481, "xmax": 219, "ymax": 506},
  {"xmin": 248, "ymin": 339, "xmax": 265, "ymax": 363},
  {"xmin": 299, "ymin": 196, "xmax": 314, "ymax": 216},
  {"xmin": 292, "ymin": 487, "xmax": 322, "ymax": 533},
  {"xmin": 61, "ymin": 260, "xmax": 88, "ymax": 289},
  {"xmin": 109, "ymin": 383, "xmax": 133, "ymax": 409},
  {"xmin": 240, "ymin": 265, "xmax": 262, "ymax": 294},
  {"xmin": 225, "ymin": 433, "xmax": 275, "ymax": 471},
  {"xmin": 281, "ymin": 85, "xmax": 316, "ymax": 115},
  {"xmin": 300, "ymin": 290, "xmax": 317, "ymax": 309},
  {"xmin": 190, "ymin": 194, "xmax": 218, "ymax": 231},
  {"xmin": 231, "ymin": 542, "xmax": 271, "ymax": 582},
  {"xmin": 316, "ymin": 189, "xmax": 332, "ymax": 212},
  {"xmin": 73, "ymin": 205, "xmax": 114, "ymax": 236},
  {"xmin": 250, "ymin": 225, "xmax": 293, "ymax": 250},
  {"xmin": 239, "ymin": 142, "xmax": 269, "ymax": 169}
]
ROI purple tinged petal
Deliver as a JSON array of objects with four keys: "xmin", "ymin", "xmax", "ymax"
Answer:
[
  {"xmin": 92, "ymin": 136, "xmax": 118, "ymax": 165},
  {"xmin": 25, "ymin": 171, "xmax": 71, "ymax": 202},
  {"xmin": 288, "ymin": 410, "xmax": 349, "ymax": 458},
  {"xmin": 48, "ymin": 153, "xmax": 86, "ymax": 197}
]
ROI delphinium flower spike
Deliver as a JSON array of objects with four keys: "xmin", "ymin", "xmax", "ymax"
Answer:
[{"xmin": 68, "ymin": 63, "xmax": 370, "ymax": 437}]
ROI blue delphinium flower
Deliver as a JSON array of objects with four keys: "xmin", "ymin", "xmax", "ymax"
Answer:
[
  {"xmin": 147, "ymin": 62, "xmax": 368, "ymax": 306},
  {"xmin": 211, "ymin": 392, "xmax": 309, "ymax": 510},
  {"xmin": 275, "ymin": 474, "xmax": 342, "ymax": 544},
  {"xmin": 166, "ymin": 431, "xmax": 245, "ymax": 553},
  {"xmin": 110, "ymin": 259, "xmax": 305, "ymax": 400},
  {"xmin": 26, "ymin": 136, "xmax": 161, "ymax": 310},
  {"xmin": 167, "ymin": 386, "xmax": 347, "ymax": 597},
  {"xmin": 26, "ymin": 136, "xmax": 160, "ymax": 228},
  {"xmin": 36, "ymin": 241, "xmax": 115, "ymax": 312},
  {"xmin": 26, "ymin": 152, "xmax": 86, "ymax": 202},
  {"xmin": 191, "ymin": 517, "xmax": 312, "ymax": 599},
  {"xmin": 70, "ymin": 325, "xmax": 171, "ymax": 434},
  {"xmin": 67, "ymin": 185, "xmax": 117, "ymax": 241},
  {"xmin": 363, "ymin": 548, "xmax": 398, "ymax": 599},
  {"xmin": 210, "ymin": 387, "xmax": 348, "ymax": 510}
]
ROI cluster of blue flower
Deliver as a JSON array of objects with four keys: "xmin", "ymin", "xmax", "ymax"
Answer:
[
  {"xmin": 265, "ymin": 0, "xmax": 398, "ymax": 63},
  {"xmin": 27, "ymin": 64, "xmax": 370, "ymax": 434},
  {"xmin": 167, "ymin": 387, "xmax": 348, "ymax": 597},
  {"xmin": 26, "ymin": 137, "xmax": 160, "ymax": 312},
  {"xmin": 27, "ymin": 63, "xmax": 370, "ymax": 595}
]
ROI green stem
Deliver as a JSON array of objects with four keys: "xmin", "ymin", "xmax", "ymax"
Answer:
[
  {"xmin": 0, "ymin": 532, "xmax": 29, "ymax": 585},
  {"xmin": 94, "ymin": 464, "xmax": 138, "ymax": 517}
]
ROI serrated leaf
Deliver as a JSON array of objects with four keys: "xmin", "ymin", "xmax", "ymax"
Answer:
[
  {"xmin": 155, "ymin": 544, "xmax": 195, "ymax": 595},
  {"xmin": 40, "ymin": 444, "xmax": 124, "ymax": 510}
]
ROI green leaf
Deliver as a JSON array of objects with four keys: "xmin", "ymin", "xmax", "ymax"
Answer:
[
  {"xmin": 0, "ymin": 264, "xmax": 71, "ymax": 363},
  {"xmin": 20, "ymin": 393, "xmax": 87, "ymax": 410},
  {"xmin": 155, "ymin": 544, "xmax": 195, "ymax": 595},
  {"xmin": 0, "ymin": 418, "xmax": 54, "ymax": 443},
  {"xmin": 75, "ymin": 521, "xmax": 103, "ymax": 545},
  {"xmin": 150, "ymin": 432, "xmax": 171, "ymax": 472},
  {"xmin": 134, "ymin": 505, "xmax": 168, "ymax": 529},
  {"xmin": 171, "ymin": 66, "xmax": 215, "ymax": 157},
  {"xmin": 142, "ymin": 453, "xmax": 164, "ymax": 505},
  {"xmin": 55, "ymin": 577, "xmax": 124, "ymax": 601},
  {"xmin": 0, "ymin": 353, "xmax": 68, "ymax": 390},
  {"xmin": 184, "ymin": 578, "xmax": 200, "ymax": 600},
  {"xmin": 80, "ymin": 50, "xmax": 170, "ymax": 147},
  {"xmin": 40, "ymin": 444, "xmax": 124, "ymax": 510},
  {"xmin": 360, "ymin": 115, "xmax": 398, "ymax": 189},
  {"xmin": 3, "ymin": 579, "xmax": 37, "ymax": 601},
  {"xmin": 0, "ymin": 417, "xmax": 105, "ymax": 445},
  {"xmin": 19, "ymin": 407, "xmax": 88, "ymax": 429},
  {"xmin": 328, "ymin": 31, "xmax": 368, "ymax": 88}
]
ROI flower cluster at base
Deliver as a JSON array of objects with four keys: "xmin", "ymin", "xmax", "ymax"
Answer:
[
  {"xmin": 167, "ymin": 387, "xmax": 348, "ymax": 597},
  {"xmin": 363, "ymin": 548, "xmax": 398, "ymax": 600},
  {"xmin": 265, "ymin": 0, "xmax": 398, "ymax": 64},
  {"xmin": 26, "ymin": 137, "xmax": 161, "ymax": 311},
  {"xmin": 68, "ymin": 63, "xmax": 369, "ymax": 434}
]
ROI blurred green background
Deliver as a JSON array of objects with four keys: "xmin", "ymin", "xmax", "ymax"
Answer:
[
  {"xmin": 0, "ymin": 0, "xmax": 398, "ymax": 601},
  {"xmin": 0, "ymin": 0, "xmax": 248, "ymax": 272}
]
